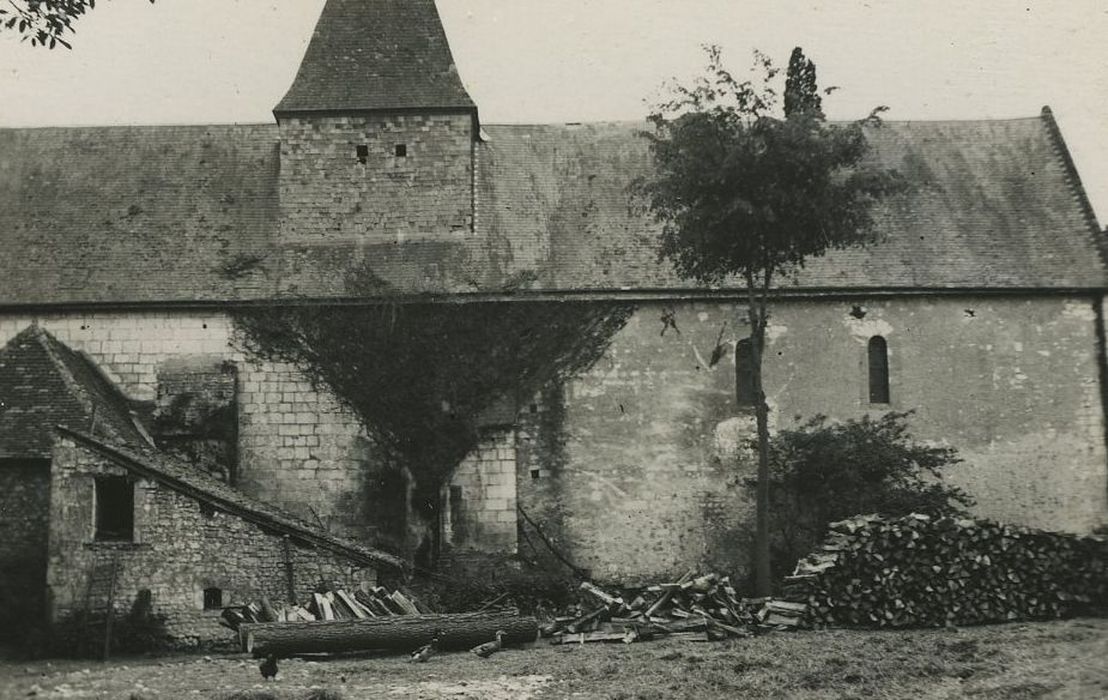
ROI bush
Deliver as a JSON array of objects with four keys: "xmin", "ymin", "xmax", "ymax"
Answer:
[{"xmin": 762, "ymin": 411, "xmax": 973, "ymax": 578}]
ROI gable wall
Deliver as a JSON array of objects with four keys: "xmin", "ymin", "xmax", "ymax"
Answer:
[
  {"xmin": 46, "ymin": 437, "xmax": 376, "ymax": 647},
  {"xmin": 517, "ymin": 296, "xmax": 1108, "ymax": 584}
]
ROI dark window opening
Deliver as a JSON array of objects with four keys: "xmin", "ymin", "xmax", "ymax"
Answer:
[
  {"xmin": 530, "ymin": 469, "xmax": 541, "ymax": 480},
  {"xmin": 95, "ymin": 476, "xmax": 134, "ymax": 542},
  {"xmin": 394, "ymin": 143, "xmax": 407, "ymax": 158},
  {"xmin": 355, "ymin": 144, "xmax": 369, "ymax": 164},
  {"xmin": 203, "ymin": 587, "xmax": 223, "ymax": 610},
  {"xmin": 735, "ymin": 338, "xmax": 755, "ymax": 407},
  {"xmin": 868, "ymin": 336, "xmax": 890, "ymax": 404},
  {"xmin": 449, "ymin": 485, "xmax": 467, "ymax": 544}
]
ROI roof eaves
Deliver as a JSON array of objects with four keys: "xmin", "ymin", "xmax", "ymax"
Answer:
[{"xmin": 55, "ymin": 426, "xmax": 406, "ymax": 571}]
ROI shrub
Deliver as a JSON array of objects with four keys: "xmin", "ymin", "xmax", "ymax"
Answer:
[{"xmin": 761, "ymin": 411, "xmax": 973, "ymax": 578}]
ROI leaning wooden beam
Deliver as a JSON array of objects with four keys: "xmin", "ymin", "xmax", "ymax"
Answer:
[{"xmin": 241, "ymin": 612, "xmax": 538, "ymax": 657}]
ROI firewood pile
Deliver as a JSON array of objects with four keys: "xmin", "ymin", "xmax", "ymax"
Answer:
[
  {"xmin": 220, "ymin": 586, "xmax": 433, "ymax": 632},
  {"xmin": 543, "ymin": 572, "xmax": 807, "ymax": 645},
  {"xmin": 783, "ymin": 513, "xmax": 1108, "ymax": 629}
]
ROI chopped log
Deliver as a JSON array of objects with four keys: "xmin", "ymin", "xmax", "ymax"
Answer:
[
  {"xmin": 644, "ymin": 571, "xmax": 694, "ymax": 618},
  {"xmin": 336, "ymin": 591, "xmax": 368, "ymax": 619},
  {"xmin": 242, "ymin": 612, "xmax": 538, "ymax": 657},
  {"xmin": 549, "ymin": 631, "xmax": 628, "ymax": 645},
  {"xmin": 390, "ymin": 591, "xmax": 420, "ymax": 616},
  {"xmin": 580, "ymin": 582, "xmax": 623, "ymax": 610},
  {"xmin": 259, "ymin": 596, "xmax": 279, "ymax": 623},
  {"xmin": 328, "ymin": 592, "xmax": 354, "ymax": 619},
  {"xmin": 566, "ymin": 606, "xmax": 607, "ymax": 634},
  {"xmin": 320, "ymin": 595, "xmax": 336, "ymax": 621}
]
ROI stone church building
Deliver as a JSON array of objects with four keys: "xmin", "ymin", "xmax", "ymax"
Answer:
[{"xmin": 1, "ymin": 0, "xmax": 1106, "ymax": 643}]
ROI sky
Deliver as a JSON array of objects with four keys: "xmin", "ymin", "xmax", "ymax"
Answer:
[{"xmin": 0, "ymin": 0, "xmax": 1105, "ymax": 221}]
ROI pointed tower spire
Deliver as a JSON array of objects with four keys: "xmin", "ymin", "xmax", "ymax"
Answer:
[{"xmin": 275, "ymin": 0, "xmax": 475, "ymax": 115}]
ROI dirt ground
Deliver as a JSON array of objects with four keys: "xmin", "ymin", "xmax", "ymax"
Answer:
[{"xmin": 0, "ymin": 617, "xmax": 1105, "ymax": 699}]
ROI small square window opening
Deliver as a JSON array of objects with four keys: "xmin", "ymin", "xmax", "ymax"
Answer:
[
  {"xmin": 394, "ymin": 144, "xmax": 408, "ymax": 158},
  {"xmin": 355, "ymin": 144, "xmax": 369, "ymax": 164},
  {"xmin": 203, "ymin": 587, "xmax": 223, "ymax": 610}
]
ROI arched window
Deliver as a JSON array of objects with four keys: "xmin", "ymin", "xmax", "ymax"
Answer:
[
  {"xmin": 735, "ymin": 338, "xmax": 755, "ymax": 407},
  {"xmin": 868, "ymin": 336, "xmax": 890, "ymax": 404}
]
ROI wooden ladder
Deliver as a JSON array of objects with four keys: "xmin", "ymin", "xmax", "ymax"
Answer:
[{"xmin": 82, "ymin": 548, "xmax": 120, "ymax": 660}]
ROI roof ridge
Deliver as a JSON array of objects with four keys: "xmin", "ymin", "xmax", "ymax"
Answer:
[
  {"xmin": 481, "ymin": 115, "xmax": 1049, "ymax": 129},
  {"xmin": 1039, "ymin": 106, "xmax": 1107, "ymax": 272},
  {"xmin": 56, "ymin": 426, "xmax": 406, "ymax": 570},
  {"xmin": 0, "ymin": 123, "xmax": 277, "ymax": 133}
]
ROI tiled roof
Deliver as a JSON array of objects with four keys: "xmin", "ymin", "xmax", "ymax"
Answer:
[
  {"xmin": 0, "ymin": 124, "xmax": 280, "ymax": 305},
  {"xmin": 274, "ymin": 0, "xmax": 475, "ymax": 114},
  {"xmin": 0, "ymin": 113, "xmax": 1103, "ymax": 306},
  {"xmin": 0, "ymin": 326, "xmax": 148, "ymax": 458},
  {"xmin": 57, "ymin": 426, "xmax": 406, "ymax": 570}
]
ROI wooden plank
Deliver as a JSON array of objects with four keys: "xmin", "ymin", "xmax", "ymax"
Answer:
[{"xmin": 337, "ymin": 591, "xmax": 368, "ymax": 619}]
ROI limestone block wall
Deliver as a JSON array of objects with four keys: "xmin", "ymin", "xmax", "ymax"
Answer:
[
  {"xmin": 0, "ymin": 459, "xmax": 51, "ymax": 634},
  {"xmin": 46, "ymin": 438, "xmax": 377, "ymax": 648},
  {"xmin": 445, "ymin": 429, "xmax": 518, "ymax": 553},
  {"xmin": 278, "ymin": 113, "xmax": 474, "ymax": 241},
  {"xmin": 519, "ymin": 296, "xmax": 1108, "ymax": 584}
]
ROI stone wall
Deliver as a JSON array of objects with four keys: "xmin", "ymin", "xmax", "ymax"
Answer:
[
  {"xmin": 46, "ymin": 437, "xmax": 377, "ymax": 647},
  {"xmin": 0, "ymin": 459, "xmax": 51, "ymax": 635},
  {"xmin": 445, "ymin": 429, "xmax": 518, "ymax": 553},
  {"xmin": 0, "ymin": 313, "xmax": 388, "ymax": 543},
  {"xmin": 278, "ymin": 113, "xmax": 474, "ymax": 241},
  {"xmin": 518, "ymin": 296, "xmax": 1108, "ymax": 584}
]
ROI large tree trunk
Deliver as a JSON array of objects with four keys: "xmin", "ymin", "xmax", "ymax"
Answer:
[
  {"xmin": 747, "ymin": 277, "xmax": 773, "ymax": 597},
  {"xmin": 241, "ymin": 612, "xmax": 538, "ymax": 657}
]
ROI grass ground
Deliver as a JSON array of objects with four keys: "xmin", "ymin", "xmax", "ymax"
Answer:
[{"xmin": 0, "ymin": 618, "xmax": 1104, "ymax": 699}]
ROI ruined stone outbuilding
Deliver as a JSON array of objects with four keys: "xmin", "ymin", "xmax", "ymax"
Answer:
[{"xmin": 0, "ymin": 0, "xmax": 1106, "ymax": 629}]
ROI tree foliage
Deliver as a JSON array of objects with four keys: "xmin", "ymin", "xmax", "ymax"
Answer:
[
  {"xmin": 762, "ymin": 411, "xmax": 973, "ymax": 577},
  {"xmin": 641, "ymin": 46, "xmax": 901, "ymax": 286},
  {"xmin": 640, "ymin": 45, "xmax": 904, "ymax": 595},
  {"xmin": 0, "ymin": 0, "xmax": 153, "ymax": 49}
]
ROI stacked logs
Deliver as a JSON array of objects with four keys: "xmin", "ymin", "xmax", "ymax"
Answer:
[
  {"xmin": 544, "ymin": 572, "xmax": 805, "ymax": 644},
  {"xmin": 783, "ymin": 513, "xmax": 1108, "ymax": 628}
]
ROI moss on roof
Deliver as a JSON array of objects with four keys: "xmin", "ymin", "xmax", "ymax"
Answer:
[
  {"xmin": 0, "ymin": 113, "xmax": 1102, "ymax": 305},
  {"xmin": 274, "ymin": 0, "xmax": 475, "ymax": 114},
  {"xmin": 0, "ymin": 326, "xmax": 148, "ymax": 458}
]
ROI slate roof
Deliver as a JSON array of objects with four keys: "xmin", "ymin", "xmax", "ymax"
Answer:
[
  {"xmin": 0, "ymin": 325, "xmax": 149, "ymax": 459},
  {"xmin": 274, "ymin": 0, "xmax": 475, "ymax": 114},
  {"xmin": 0, "ymin": 112, "xmax": 1103, "ymax": 305},
  {"xmin": 58, "ymin": 426, "xmax": 406, "ymax": 570},
  {"xmin": 0, "ymin": 124, "xmax": 279, "ymax": 305}
]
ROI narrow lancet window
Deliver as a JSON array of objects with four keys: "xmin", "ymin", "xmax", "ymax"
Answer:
[{"xmin": 868, "ymin": 336, "xmax": 890, "ymax": 404}]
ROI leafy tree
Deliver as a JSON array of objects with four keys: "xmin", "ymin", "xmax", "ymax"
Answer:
[
  {"xmin": 640, "ymin": 46, "xmax": 903, "ymax": 595},
  {"xmin": 0, "ymin": 0, "xmax": 153, "ymax": 49},
  {"xmin": 761, "ymin": 412, "xmax": 974, "ymax": 578}
]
